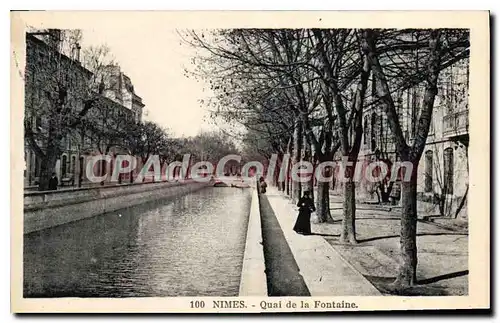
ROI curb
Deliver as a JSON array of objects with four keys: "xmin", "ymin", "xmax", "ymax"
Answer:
[{"xmin": 239, "ymin": 188, "xmax": 268, "ymax": 296}]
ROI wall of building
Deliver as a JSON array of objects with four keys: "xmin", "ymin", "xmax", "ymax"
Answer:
[
  {"xmin": 24, "ymin": 34, "xmax": 91, "ymax": 187},
  {"xmin": 24, "ymin": 34, "xmax": 146, "ymax": 189},
  {"xmin": 353, "ymin": 59, "xmax": 469, "ymax": 218}
]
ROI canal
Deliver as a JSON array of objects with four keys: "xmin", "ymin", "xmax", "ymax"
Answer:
[{"xmin": 24, "ymin": 187, "xmax": 252, "ymax": 297}]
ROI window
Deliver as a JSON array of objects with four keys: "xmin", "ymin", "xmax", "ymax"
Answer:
[
  {"xmin": 24, "ymin": 151, "xmax": 27, "ymax": 178},
  {"xmin": 71, "ymin": 156, "xmax": 76, "ymax": 176},
  {"xmin": 443, "ymin": 148, "xmax": 454, "ymax": 195},
  {"xmin": 425, "ymin": 150, "xmax": 433, "ymax": 193},
  {"xmin": 396, "ymin": 91, "xmax": 403, "ymax": 114},
  {"xmin": 79, "ymin": 157, "xmax": 84, "ymax": 180},
  {"xmin": 410, "ymin": 88, "xmax": 418, "ymax": 138},
  {"xmin": 363, "ymin": 116, "xmax": 368, "ymax": 145},
  {"xmin": 379, "ymin": 115, "xmax": 384, "ymax": 145},
  {"xmin": 371, "ymin": 75, "xmax": 376, "ymax": 97},
  {"xmin": 371, "ymin": 114, "xmax": 377, "ymax": 151},
  {"xmin": 447, "ymin": 69, "xmax": 455, "ymax": 114},
  {"xmin": 34, "ymin": 155, "xmax": 41, "ymax": 177},
  {"xmin": 35, "ymin": 115, "xmax": 42, "ymax": 130},
  {"xmin": 348, "ymin": 121, "xmax": 353, "ymax": 145},
  {"xmin": 61, "ymin": 155, "xmax": 68, "ymax": 178}
]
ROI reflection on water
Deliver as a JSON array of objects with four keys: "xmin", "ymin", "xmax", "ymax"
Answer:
[{"xmin": 24, "ymin": 187, "xmax": 251, "ymax": 297}]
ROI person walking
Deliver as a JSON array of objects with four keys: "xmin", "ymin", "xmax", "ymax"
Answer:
[
  {"xmin": 293, "ymin": 191, "xmax": 315, "ymax": 235},
  {"xmin": 48, "ymin": 172, "xmax": 58, "ymax": 191},
  {"xmin": 259, "ymin": 176, "xmax": 267, "ymax": 194}
]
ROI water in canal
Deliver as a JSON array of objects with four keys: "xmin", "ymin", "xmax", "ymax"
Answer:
[{"xmin": 24, "ymin": 187, "xmax": 252, "ymax": 297}]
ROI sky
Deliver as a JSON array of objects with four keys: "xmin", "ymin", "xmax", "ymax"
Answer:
[{"xmin": 80, "ymin": 28, "xmax": 216, "ymax": 138}]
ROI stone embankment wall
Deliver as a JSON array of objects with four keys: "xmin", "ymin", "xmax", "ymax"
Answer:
[
  {"xmin": 24, "ymin": 180, "xmax": 210, "ymax": 234},
  {"xmin": 239, "ymin": 188, "xmax": 268, "ymax": 296}
]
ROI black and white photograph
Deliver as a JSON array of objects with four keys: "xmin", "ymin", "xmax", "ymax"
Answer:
[{"xmin": 10, "ymin": 11, "xmax": 490, "ymax": 312}]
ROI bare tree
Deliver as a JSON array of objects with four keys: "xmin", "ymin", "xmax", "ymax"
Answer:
[
  {"xmin": 183, "ymin": 28, "xmax": 369, "ymax": 225},
  {"xmin": 309, "ymin": 29, "xmax": 373, "ymax": 242},
  {"xmin": 24, "ymin": 29, "xmax": 116, "ymax": 190},
  {"xmin": 365, "ymin": 28, "xmax": 469, "ymax": 289}
]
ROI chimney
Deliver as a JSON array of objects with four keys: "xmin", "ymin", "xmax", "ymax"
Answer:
[
  {"xmin": 47, "ymin": 29, "xmax": 62, "ymax": 50},
  {"xmin": 72, "ymin": 42, "xmax": 81, "ymax": 62}
]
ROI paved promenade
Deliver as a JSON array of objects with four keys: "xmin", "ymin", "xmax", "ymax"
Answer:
[
  {"xmin": 319, "ymin": 193, "xmax": 468, "ymax": 296},
  {"xmin": 261, "ymin": 186, "xmax": 381, "ymax": 296},
  {"xmin": 261, "ymin": 186, "xmax": 468, "ymax": 296}
]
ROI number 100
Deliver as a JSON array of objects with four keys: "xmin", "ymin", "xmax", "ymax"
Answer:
[{"xmin": 190, "ymin": 300, "xmax": 205, "ymax": 308}]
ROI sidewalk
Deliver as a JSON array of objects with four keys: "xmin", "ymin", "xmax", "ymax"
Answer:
[
  {"xmin": 265, "ymin": 187, "xmax": 468, "ymax": 296},
  {"xmin": 262, "ymin": 187, "xmax": 381, "ymax": 296}
]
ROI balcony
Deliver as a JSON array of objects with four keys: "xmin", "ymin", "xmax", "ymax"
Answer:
[{"xmin": 443, "ymin": 110, "xmax": 469, "ymax": 138}]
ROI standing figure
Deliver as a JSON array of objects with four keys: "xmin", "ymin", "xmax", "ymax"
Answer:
[
  {"xmin": 259, "ymin": 176, "xmax": 267, "ymax": 194},
  {"xmin": 48, "ymin": 172, "xmax": 58, "ymax": 191},
  {"xmin": 293, "ymin": 191, "xmax": 315, "ymax": 235}
]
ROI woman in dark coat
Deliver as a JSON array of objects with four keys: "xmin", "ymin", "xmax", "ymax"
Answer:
[
  {"xmin": 48, "ymin": 172, "xmax": 58, "ymax": 191},
  {"xmin": 259, "ymin": 177, "xmax": 267, "ymax": 194},
  {"xmin": 293, "ymin": 191, "xmax": 315, "ymax": 235}
]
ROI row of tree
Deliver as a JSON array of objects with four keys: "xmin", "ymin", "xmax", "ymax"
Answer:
[
  {"xmin": 184, "ymin": 28, "xmax": 469, "ymax": 290},
  {"xmin": 25, "ymin": 29, "xmax": 121, "ymax": 190},
  {"xmin": 24, "ymin": 29, "xmax": 241, "ymax": 190}
]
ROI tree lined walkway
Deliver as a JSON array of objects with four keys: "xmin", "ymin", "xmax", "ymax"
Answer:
[
  {"xmin": 310, "ymin": 190, "xmax": 468, "ymax": 296},
  {"xmin": 263, "ymin": 186, "xmax": 468, "ymax": 296},
  {"xmin": 263, "ymin": 187, "xmax": 381, "ymax": 296},
  {"xmin": 186, "ymin": 28, "xmax": 470, "ymax": 289}
]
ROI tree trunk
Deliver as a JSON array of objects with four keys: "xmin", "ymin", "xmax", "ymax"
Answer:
[
  {"xmin": 37, "ymin": 127, "xmax": 60, "ymax": 191},
  {"xmin": 275, "ymin": 155, "xmax": 282, "ymax": 190},
  {"xmin": 285, "ymin": 162, "xmax": 291, "ymax": 196},
  {"xmin": 454, "ymin": 184, "xmax": 468, "ymax": 219},
  {"xmin": 302, "ymin": 138, "xmax": 314, "ymax": 201},
  {"xmin": 393, "ymin": 165, "xmax": 419, "ymax": 287},
  {"xmin": 141, "ymin": 157, "xmax": 147, "ymax": 183},
  {"xmin": 291, "ymin": 118, "xmax": 302, "ymax": 203},
  {"xmin": 363, "ymin": 28, "xmax": 444, "ymax": 290},
  {"xmin": 38, "ymin": 151, "xmax": 58, "ymax": 191},
  {"xmin": 129, "ymin": 168, "xmax": 134, "ymax": 183},
  {"xmin": 316, "ymin": 180, "xmax": 333, "ymax": 223},
  {"xmin": 283, "ymin": 137, "xmax": 292, "ymax": 196},
  {"xmin": 308, "ymin": 174, "xmax": 315, "ymax": 202},
  {"xmin": 100, "ymin": 158, "xmax": 106, "ymax": 186},
  {"xmin": 277, "ymin": 156, "xmax": 285, "ymax": 191},
  {"xmin": 291, "ymin": 173, "xmax": 301, "ymax": 202},
  {"xmin": 340, "ymin": 179, "xmax": 357, "ymax": 243}
]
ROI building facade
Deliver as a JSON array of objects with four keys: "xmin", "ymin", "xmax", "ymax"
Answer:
[
  {"xmin": 352, "ymin": 58, "xmax": 469, "ymax": 219},
  {"xmin": 24, "ymin": 31, "xmax": 145, "ymax": 189},
  {"xmin": 102, "ymin": 65, "xmax": 145, "ymax": 123}
]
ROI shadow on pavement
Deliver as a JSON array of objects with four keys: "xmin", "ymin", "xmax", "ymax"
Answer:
[
  {"xmin": 365, "ymin": 275, "xmax": 452, "ymax": 296},
  {"xmin": 309, "ymin": 233, "xmax": 340, "ymax": 238},
  {"xmin": 259, "ymin": 195, "xmax": 311, "ymax": 297},
  {"xmin": 357, "ymin": 232, "xmax": 468, "ymax": 243},
  {"xmin": 418, "ymin": 270, "xmax": 469, "ymax": 285}
]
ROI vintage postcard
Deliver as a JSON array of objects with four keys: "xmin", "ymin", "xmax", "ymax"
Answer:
[{"xmin": 10, "ymin": 11, "xmax": 490, "ymax": 313}]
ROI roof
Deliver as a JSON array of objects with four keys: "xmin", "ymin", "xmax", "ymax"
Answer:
[{"xmin": 26, "ymin": 33, "xmax": 93, "ymax": 76}]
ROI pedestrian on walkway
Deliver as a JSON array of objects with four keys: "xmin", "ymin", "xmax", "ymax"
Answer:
[
  {"xmin": 259, "ymin": 176, "xmax": 267, "ymax": 194},
  {"xmin": 293, "ymin": 190, "xmax": 315, "ymax": 235},
  {"xmin": 48, "ymin": 172, "xmax": 58, "ymax": 191}
]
